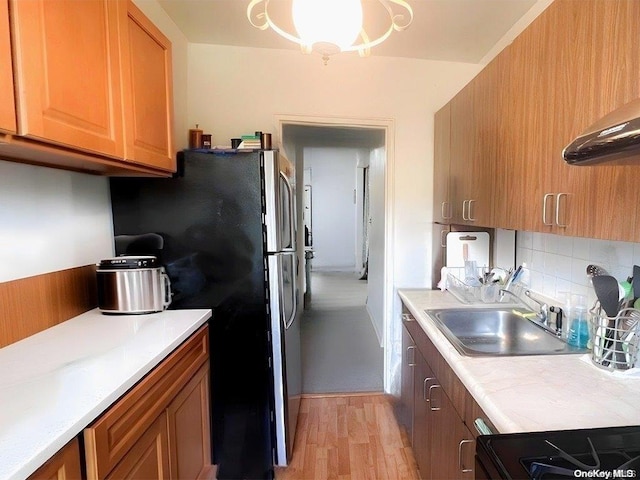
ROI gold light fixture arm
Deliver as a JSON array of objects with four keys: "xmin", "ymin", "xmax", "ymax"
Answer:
[{"xmin": 247, "ymin": 0, "xmax": 414, "ymax": 61}]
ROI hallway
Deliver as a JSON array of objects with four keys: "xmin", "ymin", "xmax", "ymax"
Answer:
[{"xmin": 301, "ymin": 271, "xmax": 383, "ymax": 394}]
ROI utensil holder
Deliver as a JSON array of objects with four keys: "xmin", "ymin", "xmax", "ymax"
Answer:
[{"xmin": 589, "ymin": 303, "xmax": 640, "ymax": 370}]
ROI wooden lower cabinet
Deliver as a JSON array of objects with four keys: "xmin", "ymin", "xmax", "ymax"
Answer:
[
  {"xmin": 428, "ymin": 383, "xmax": 475, "ymax": 479},
  {"xmin": 84, "ymin": 326, "xmax": 212, "ymax": 480},
  {"xmin": 167, "ymin": 364, "xmax": 212, "ymax": 480},
  {"xmin": 401, "ymin": 317, "xmax": 478, "ymax": 480},
  {"xmin": 107, "ymin": 413, "xmax": 171, "ymax": 480},
  {"xmin": 27, "ymin": 438, "xmax": 82, "ymax": 480},
  {"xmin": 412, "ymin": 348, "xmax": 434, "ymax": 478},
  {"xmin": 398, "ymin": 317, "xmax": 416, "ymax": 440}
]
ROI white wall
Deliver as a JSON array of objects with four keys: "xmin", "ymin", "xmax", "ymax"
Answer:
[
  {"xmin": 304, "ymin": 147, "xmax": 359, "ymax": 271},
  {"xmin": 0, "ymin": 161, "xmax": 113, "ymax": 282}
]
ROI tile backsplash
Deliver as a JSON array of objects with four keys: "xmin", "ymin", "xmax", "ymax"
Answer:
[{"xmin": 516, "ymin": 231, "xmax": 640, "ymax": 306}]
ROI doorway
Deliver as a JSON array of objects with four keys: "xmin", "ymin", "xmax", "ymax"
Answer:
[{"xmin": 278, "ymin": 117, "xmax": 392, "ymax": 394}]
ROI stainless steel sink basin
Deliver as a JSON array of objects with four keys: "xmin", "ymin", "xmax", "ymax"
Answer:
[{"xmin": 425, "ymin": 307, "xmax": 588, "ymax": 356}]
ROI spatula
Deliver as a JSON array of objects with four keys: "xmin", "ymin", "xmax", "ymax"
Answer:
[
  {"xmin": 632, "ymin": 265, "xmax": 640, "ymax": 299},
  {"xmin": 592, "ymin": 275, "xmax": 621, "ymax": 317}
]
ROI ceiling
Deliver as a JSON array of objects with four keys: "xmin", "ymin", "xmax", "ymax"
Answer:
[{"xmin": 157, "ymin": 0, "xmax": 538, "ymax": 64}]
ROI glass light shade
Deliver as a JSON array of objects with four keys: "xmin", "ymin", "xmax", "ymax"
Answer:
[{"xmin": 292, "ymin": 0, "xmax": 363, "ymax": 51}]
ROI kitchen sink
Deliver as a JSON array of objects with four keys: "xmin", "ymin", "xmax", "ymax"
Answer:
[{"xmin": 424, "ymin": 307, "xmax": 588, "ymax": 356}]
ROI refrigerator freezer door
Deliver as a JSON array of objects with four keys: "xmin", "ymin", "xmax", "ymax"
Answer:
[
  {"xmin": 268, "ymin": 252, "xmax": 301, "ymax": 466},
  {"xmin": 264, "ymin": 151, "xmax": 296, "ymax": 253}
]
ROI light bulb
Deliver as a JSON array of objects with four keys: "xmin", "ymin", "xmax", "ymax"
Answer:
[{"xmin": 292, "ymin": 0, "xmax": 363, "ymax": 51}]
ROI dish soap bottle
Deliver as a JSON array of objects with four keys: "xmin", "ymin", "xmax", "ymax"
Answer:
[{"xmin": 567, "ymin": 305, "xmax": 589, "ymax": 348}]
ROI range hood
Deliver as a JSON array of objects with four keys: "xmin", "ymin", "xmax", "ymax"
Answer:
[{"xmin": 563, "ymin": 97, "xmax": 640, "ymax": 166}]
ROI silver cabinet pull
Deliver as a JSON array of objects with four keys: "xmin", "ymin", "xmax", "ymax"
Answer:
[
  {"xmin": 406, "ymin": 346, "xmax": 416, "ymax": 366},
  {"xmin": 441, "ymin": 201, "xmax": 452, "ymax": 220},
  {"xmin": 458, "ymin": 439, "xmax": 474, "ymax": 473},
  {"xmin": 542, "ymin": 193, "xmax": 554, "ymax": 225},
  {"xmin": 468, "ymin": 199, "xmax": 476, "ymax": 221},
  {"xmin": 440, "ymin": 228, "xmax": 447, "ymax": 248},
  {"xmin": 423, "ymin": 377, "xmax": 436, "ymax": 401},
  {"xmin": 555, "ymin": 193, "xmax": 569, "ymax": 228},
  {"xmin": 461, "ymin": 200, "xmax": 469, "ymax": 221},
  {"xmin": 428, "ymin": 384, "xmax": 441, "ymax": 411},
  {"xmin": 402, "ymin": 313, "xmax": 415, "ymax": 322}
]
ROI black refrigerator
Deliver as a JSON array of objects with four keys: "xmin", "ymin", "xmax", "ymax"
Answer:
[{"xmin": 109, "ymin": 150, "xmax": 301, "ymax": 479}]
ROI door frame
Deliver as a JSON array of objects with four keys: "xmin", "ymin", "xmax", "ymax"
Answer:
[{"xmin": 275, "ymin": 113, "xmax": 395, "ymax": 393}]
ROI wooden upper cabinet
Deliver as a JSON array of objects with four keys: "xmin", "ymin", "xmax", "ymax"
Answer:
[
  {"xmin": 0, "ymin": 0, "xmax": 16, "ymax": 134},
  {"xmin": 449, "ymin": 80, "xmax": 493, "ymax": 226},
  {"xmin": 120, "ymin": 0, "xmax": 175, "ymax": 172},
  {"xmin": 433, "ymin": 104, "xmax": 451, "ymax": 223},
  {"xmin": 10, "ymin": 0, "xmax": 125, "ymax": 158}
]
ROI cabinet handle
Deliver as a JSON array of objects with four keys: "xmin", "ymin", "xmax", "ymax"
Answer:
[
  {"xmin": 458, "ymin": 439, "xmax": 474, "ymax": 473},
  {"xmin": 468, "ymin": 199, "xmax": 476, "ymax": 221},
  {"xmin": 555, "ymin": 193, "xmax": 569, "ymax": 228},
  {"xmin": 428, "ymin": 384, "xmax": 441, "ymax": 411},
  {"xmin": 402, "ymin": 313, "xmax": 415, "ymax": 322},
  {"xmin": 441, "ymin": 201, "xmax": 452, "ymax": 220},
  {"xmin": 440, "ymin": 228, "xmax": 447, "ymax": 248},
  {"xmin": 406, "ymin": 346, "xmax": 416, "ymax": 366},
  {"xmin": 423, "ymin": 377, "xmax": 436, "ymax": 401},
  {"xmin": 542, "ymin": 193, "xmax": 554, "ymax": 226},
  {"xmin": 461, "ymin": 200, "xmax": 468, "ymax": 221}
]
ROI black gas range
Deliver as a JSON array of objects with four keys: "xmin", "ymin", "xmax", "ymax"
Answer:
[{"xmin": 476, "ymin": 426, "xmax": 640, "ymax": 479}]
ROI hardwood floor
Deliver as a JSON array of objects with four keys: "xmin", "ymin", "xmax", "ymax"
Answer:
[{"xmin": 275, "ymin": 394, "xmax": 419, "ymax": 480}]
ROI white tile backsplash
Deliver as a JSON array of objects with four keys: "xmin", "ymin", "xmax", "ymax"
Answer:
[{"xmin": 515, "ymin": 231, "xmax": 639, "ymax": 307}]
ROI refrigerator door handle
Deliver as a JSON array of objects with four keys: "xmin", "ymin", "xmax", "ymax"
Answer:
[
  {"xmin": 283, "ymin": 256, "xmax": 297, "ymax": 330},
  {"xmin": 280, "ymin": 171, "xmax": 296, "ymax": 251}
]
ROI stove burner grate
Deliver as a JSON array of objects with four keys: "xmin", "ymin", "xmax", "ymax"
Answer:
[{"xmin": 520, "ymin": 436, "xmax": 640, "ymax": 479}]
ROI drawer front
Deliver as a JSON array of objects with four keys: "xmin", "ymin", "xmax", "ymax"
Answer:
[{"xmin": 84, "ymin": 325, "xmax": 209, "ymax": 479}]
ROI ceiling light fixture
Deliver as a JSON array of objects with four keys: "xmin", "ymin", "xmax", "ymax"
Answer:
[{"xmin": 247, "ymin": 0, "xmax": 413, "ymax": 65}]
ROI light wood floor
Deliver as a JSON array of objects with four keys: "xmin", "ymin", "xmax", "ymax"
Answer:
[{"xmin": 275, "ymin": 394, "xmax": 420, "ymax": 480}]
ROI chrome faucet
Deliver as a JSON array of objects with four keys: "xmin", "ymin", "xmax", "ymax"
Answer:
[
  {"xmin": 499, "ymin": 289, "xmax": 549, "ymax": 326},
  {"xmin": 524, "ymin": 290, "xmax": 549, "ymax": 326}
]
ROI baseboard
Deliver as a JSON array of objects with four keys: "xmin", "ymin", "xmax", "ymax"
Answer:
[{"xmin": 301, "ymin": 391, "xmax": 385, "ymax": 399}]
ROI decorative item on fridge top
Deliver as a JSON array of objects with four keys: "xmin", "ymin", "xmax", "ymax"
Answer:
[
  {"xmin": 188, "ymin": 124, "xmax": 203, "ymax": 149},
  {"xmin": 236, "ymin": 134, "xmax": 262, "ymax": 149}
]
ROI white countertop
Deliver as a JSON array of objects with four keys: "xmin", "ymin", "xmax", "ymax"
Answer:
[
  {"xmin": 398, "ymin": 289, "xmax": 640, "ymax": 434},
  {"xmin": 0, "ymin": 308, "xmax": 211, "ymax": 480}
]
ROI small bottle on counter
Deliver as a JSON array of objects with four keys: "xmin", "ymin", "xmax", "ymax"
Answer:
[
  {"xmin": 567, "ymin": 305, "xmax": 589, "ymax": 348},
  {"xmin": 202, "ymin": 134, "xmax": 212, "ymax": 149}
]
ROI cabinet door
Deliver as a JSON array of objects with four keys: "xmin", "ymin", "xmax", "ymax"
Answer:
[
  {"xmin": 10, "ymin": 0, "xmax": 125, "ymax": 157},
  {"xmin": 106, "ymin": 413, "xmax": 170, "ymax": 480},
  {"xmin": 428, "ymin": 383, "xmax": 475, "ymax": 479},
  {"xmin": 27, "ymin": 438, "xmax": 82, "ymax": 480},
  {"xmin": 120, "ymin": 0, "xmax": 175, "ymax": 171},
  {"xmin": 413, "ymin": 349, "xmax": 435, "ymax": 479},
  {"xmin": 0, "ymin": 0, "xmax": 15, "ymax": 134},
  {"xmin": 399, "ymin": 323, "xmax": 416, "ymax": 441},
  {"xmin": 449, "ymin": 84, "xmax": 474, "ymax": 224},
  {"xmin": 433, "ymin": 104, "xmax": 451, "ymax": 223},
  {"xmin": 167, "ymin": 363, "xmax": 212, "ymax": 480}
]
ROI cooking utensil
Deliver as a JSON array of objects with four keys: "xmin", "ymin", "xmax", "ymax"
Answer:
[
  {"xmin": 586, "ymin": 264, "xmax": 609, "ymax": 277},
  {"xmin": 633, "ymin": 265, "xmax": 640, "ymax": 298},
  {"xmin": 591, "ymin": 275, "xmax": 620, "ymax": 317}
]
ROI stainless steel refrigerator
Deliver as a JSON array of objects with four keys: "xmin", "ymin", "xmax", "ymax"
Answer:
[{"xmin": 109, "ymin": 149, "xmax": 301, "ymax": 479}]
